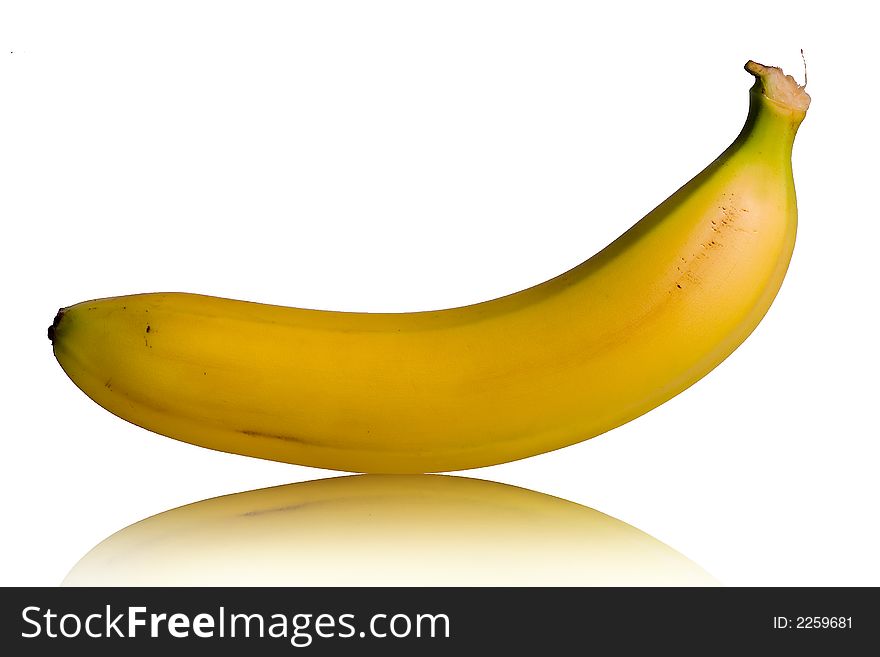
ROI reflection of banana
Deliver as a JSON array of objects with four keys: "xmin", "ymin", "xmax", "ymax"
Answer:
[
  {"xmin": 64, "ymin": 475, "xmax": 716, "ymax": 586},
  {"xmin": 50, "ymin": 61, "xmax": 809, "ymax": 473}
]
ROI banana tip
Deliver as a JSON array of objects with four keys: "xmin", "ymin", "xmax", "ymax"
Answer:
[{"xmin": 48, "ymin": 309, "xmax": 64, "ymax": 343}]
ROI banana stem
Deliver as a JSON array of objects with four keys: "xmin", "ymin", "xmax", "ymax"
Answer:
[
  {"xmin": 722, "ymin": 60, "xmax": 811, "ymax": 166},
  {"xmin": 745, "ymin": 60, "xmax": 811, "ymax": 113}
]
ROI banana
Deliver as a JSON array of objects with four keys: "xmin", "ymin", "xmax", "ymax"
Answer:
[
  {"xmin": 64, "ymin": 474, "xmax": 715, "ymax": 586},
  {"xmin": 50, "ymin": 60, "xmax": 810, "ymax": 473}
]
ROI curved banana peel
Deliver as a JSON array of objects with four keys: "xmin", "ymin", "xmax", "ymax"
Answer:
[
  {"xmin": 50, "ymin": 60, "xmax": 809, "ymax": 473},
  {"xmin": 63, "ymin": 474, "xmax": 717, "ymax": 586}
]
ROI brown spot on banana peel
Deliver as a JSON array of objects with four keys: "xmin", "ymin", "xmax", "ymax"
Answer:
[
  {"xmin": 238, "ymin": 429, "xmax": 431, "ymax": 453},
  {"xmin": 239, "ymin": 429, "xmax": 319, "ymax": 446},
  {"xmin": 239, "ymin": 428, "xmax": 371, "ymax": 452},
  {"xmin": 670, "ymin": 201, "xmax": 750, "ymax": 293}
]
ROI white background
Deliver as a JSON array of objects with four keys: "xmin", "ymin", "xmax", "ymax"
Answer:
[{"xmin": 2, "ymin": 1, "xmax": 878, "ymax": 586}]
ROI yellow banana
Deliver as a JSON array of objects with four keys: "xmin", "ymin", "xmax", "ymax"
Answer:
[
  {"xmin": 50, "ymin": 60, "xmax": 810, "ymax": 473},
  {"xmin": 64, "ymin": 474, "xmax": 715, "ymax": 586}
]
